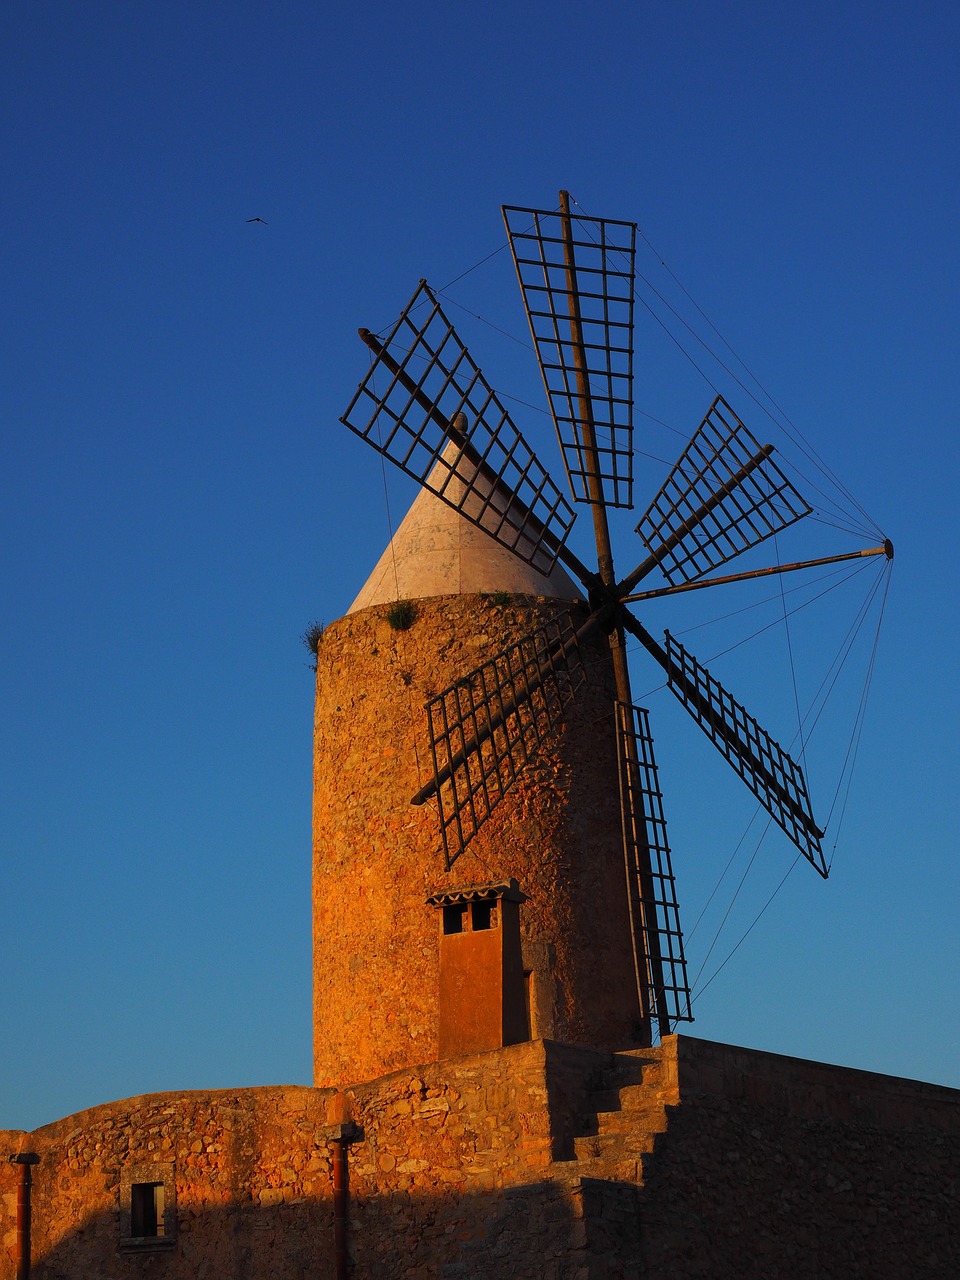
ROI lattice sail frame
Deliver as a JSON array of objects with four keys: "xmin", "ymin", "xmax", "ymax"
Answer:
[
  {"xmin": 635, "ymin": 395, "xmax": 812, "ymax": 585},
  {"xmin": 424, "ymin": 611, "xmax": 586, "ymax": 869},
  {"xmin": 616, "ymin": 702, "xmax": 692, "ymax": 1025},
  {"xmin": 503, "ymin": 204, "xmax": 636, "ymax": 508},
  {"xmin": 339, "ymin": 193, "xmax": 878, "ymax": 1044},
  {"xmin": 663, "ymin": 633, "xmax": 827, "ymax": 875},
  {"xmin": 341, "ymin": 280, "xmax": 576, "ymax": 576}
]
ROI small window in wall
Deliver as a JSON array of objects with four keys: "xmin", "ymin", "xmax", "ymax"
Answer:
[
  {"xmin": 131, "ymin": 1182, "xmax": 165, "ymax": 1238},
  {"xmin": 120, "ymin": 1163, "xmax": 176, "ymax": 1251}
]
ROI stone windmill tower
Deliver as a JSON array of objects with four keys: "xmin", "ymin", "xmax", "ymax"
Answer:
[
  {"xmin": 312, "ymin": 464, "xmax": 642, "ymax": 1088},
  {"xmin": 312, "ymin": 192, "xmax": 892, "ymax": 1093}
]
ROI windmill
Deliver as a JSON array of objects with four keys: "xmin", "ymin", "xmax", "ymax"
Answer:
[{"xmin": 340, "ymin": 191, "xmax": 892, "ymax": 1048}]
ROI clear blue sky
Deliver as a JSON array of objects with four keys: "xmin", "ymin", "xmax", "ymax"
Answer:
[{"xmin": 2, "ymin": 1, "xmax": 958, "ymax": 1131}]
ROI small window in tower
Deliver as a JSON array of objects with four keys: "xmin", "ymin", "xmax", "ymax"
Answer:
[
  {"xmin": 471, "ymin": 901, "xmax": 497, "ymax": 930},
  {"xmin": 443, "ymin": 904, "xmax": 468, "ymax": 934},
  {"xmin": 131, "ymin": 1182, "xmax": 165, "ymax": 1238}
]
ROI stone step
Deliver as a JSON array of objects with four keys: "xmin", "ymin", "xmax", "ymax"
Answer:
[
  {"xmin": 597, "ymin": 1050, "xmax": 665, "ymax": 1092},
  {"xmin": 556, "ymin": 1151, "xmax": 649, "ymax": 1185},
  {"xmin": 595, "ymin": 1105, "xmax": 672, "ymax": 1137},
  {"xmin": 615, "ymin": 1081, "xmax": 673, "ymax": 1111},
  {"xmin": 562, "ymin": 1046, "xmax": 672, "ymax": 1185},
  {"xmin": 573, "ymin": 1129, "xmax": 658, "ymax": 1163},
  {"xmin": 596, "ymin": 1060, "xmax": 655, "ymax": 1090},
  {"xmin": 582, "ymin": 1088, "xmax": 622, "ymax": 1114},
  {"xmin": 576, "ymin": 1103, "xmax": 671, "ymax": 1137}
]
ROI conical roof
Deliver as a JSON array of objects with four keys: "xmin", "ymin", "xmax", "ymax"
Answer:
[{"xmin": 347, "ymin": 448, "xmax": 580, "ymax": 614}]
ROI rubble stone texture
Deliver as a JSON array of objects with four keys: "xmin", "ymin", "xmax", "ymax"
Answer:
[
  {"xmin": 3, "ymin": 1036, "xmax": 958, "ymax": 1278},
  {"xmin": 312, "ymin": 593, "xmax": 643, "ymax": 1086}
]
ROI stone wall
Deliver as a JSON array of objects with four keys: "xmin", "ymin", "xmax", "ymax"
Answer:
[
  {"xmin": 3, "ymin": 1036, "xmax": 958, "ymax": 1279},
  {"xmin": 0, "ymin": 1041, "xmax": 611, "ymax": 1280},
  {"xmin": 1, "ymin": 1086, "xmax": 336, "ymax": 1280},
  {"xmin": 637, "ymin": 1037, "xmax": 960, "ymax": 1278}
]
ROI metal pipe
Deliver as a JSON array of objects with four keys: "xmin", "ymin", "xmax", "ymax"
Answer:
[
  {"xmin": 325, "ymin": 1110, "xmax": 360, "ymax": 1280},
  {"xmin": 332, "ymin": 1138, "xmax": 349, "ymax": 1280},
  {"xmin": 9, "ymin": 1154, "xmax": 39, "ymax": 1280}
]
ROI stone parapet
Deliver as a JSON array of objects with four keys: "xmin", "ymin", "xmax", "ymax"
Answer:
[
  {"xmin": 667, "ymin": 1032, "xmax": 960, "ymax": 1130},
  {"xmin": 3, "ymin": 1037, "xmax": 958, "ymax": 1278}
]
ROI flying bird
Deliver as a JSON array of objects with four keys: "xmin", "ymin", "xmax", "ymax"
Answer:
[{"xmin": 246, "ymin": 217, "xmax": 268, "ymax": 224}]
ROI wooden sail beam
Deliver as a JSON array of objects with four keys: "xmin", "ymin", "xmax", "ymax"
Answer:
[
  {"xmin": 557, "ymin": 189, "xmax": 669, "ymax": 1043},
  {"xmin": 621, "ymin": 541, "xmax": 894, "ymax": 604},
  {"xmin": 357, "ymin": 323, "xmax": 600, "ymax": 593},
  {"xmin": 619, "ymin": 443, "xmax": 778, "ymax": 596},
  {"xmin": 409, "ymin": 607, "xmax": 607, "ymax": 807},
  {"xmin": 621, "ymin": 612, "xmax": 824, "ymax": 845}
]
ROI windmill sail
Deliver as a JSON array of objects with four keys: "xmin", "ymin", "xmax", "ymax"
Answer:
[
  {"xmin": 415, "ymin": 611, "xmax": 587, "ymax": 868},
  {"xmin": 632, "ymin": 396, "xmax": 811, "ymax": 587},
  {"xmin": 342, "ymin": 192, "xmax": 880, "ymax": 1047},
  {"xmin": 503, "ymin": 197, "xmax": 636, "ymax": 508},
  {"xmin": 660, "ymin": 633, "xmax": 827, "ymax": 874},
  {"xmin": 341, "ymin": 280, "xmax": 576, "ymax": 577},
  {"xmin": 616, "ymin": 702, "xmax": 692, "ymax": 1028}
]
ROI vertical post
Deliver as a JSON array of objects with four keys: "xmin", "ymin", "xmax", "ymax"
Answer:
[
  {"xmin": 9, "ymin": 1154, "xmax": 39, "ymax": 1280},
  {"xmin": 332, "ymin": 1138, "xmax": 349, "ymax": 1280},
  {"xmin": 323, "ymin": 1105, "xmax": 360, "ymax": 1280}
]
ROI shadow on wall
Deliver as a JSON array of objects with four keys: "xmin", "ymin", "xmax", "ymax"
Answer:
[
  {"xmin": 5, "ymin": 1035, "xmax": 960, "ymax": 1280},
  {"xmin": 10, "ymin": 1178, "xmax": 640, "ymax": 1280},
  {"xmin": 14, "ymin": 1119, "xmax": 960, "ymax": 1280}
]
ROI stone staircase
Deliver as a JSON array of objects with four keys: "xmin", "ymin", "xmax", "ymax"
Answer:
[
  {"xmin": 558, "ymin": 1047, "xmax": 676, "ymax": 1186},
  {"xmin": 441, "ymin": 1047, "xmax": 676, "ymax": 1275}
]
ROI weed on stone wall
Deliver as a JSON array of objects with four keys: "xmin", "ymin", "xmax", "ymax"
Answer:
[
  {"xmin": 386, "ymin": 600, "xmax": 417, "ymax": 631},
  {"xmin": 302, "ymin": 621, "xmax": 325, "ymax": 672}
]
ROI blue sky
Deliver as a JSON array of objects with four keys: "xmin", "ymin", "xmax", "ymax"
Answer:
[{"xmin": 2, "ymin": 1, "xmax": 958, "ymax": 1131}]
